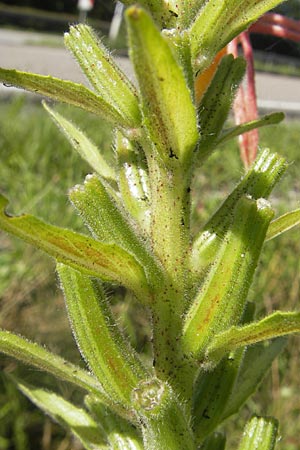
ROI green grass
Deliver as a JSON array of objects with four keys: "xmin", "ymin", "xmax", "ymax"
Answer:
[{"xmin": 0, "ymin": 96, "xmax": 299, "ymax": 449}]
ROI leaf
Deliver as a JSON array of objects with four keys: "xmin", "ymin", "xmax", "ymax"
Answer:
[
  {"xmin": 86, "ymin": 396, "xmax": 144, "ymax": 450},
  {"xmin": 266, "ymin": 208, "xmax": 300, "ymax": 241},
  {"xmin": 0, "ymin": 68, "xmax": 130, "ymax": 127},
  {"xmin": 58, "ymin": 265, "xmax": 149, "ymax": 408},
  {"xmin": 0, "ymin": 329, "xmax": 102, "ymax": 396},
  {"xmin": 69, "ymin": 173, "xmax": 161, "ymax": 286},
  {"xmin": 237, "ymin": 415, "xmax": 278, "ymax": 450},
  {"xmin": 218, "ymin": 112, "xmax": 285, "ymax": 146},
  {"xmin": 190, "ymin": 0, "xmax": 286, "ymax": 72},
  {"xmin": 0, "ymin": 194, "xmax": 150, "ymax": 301},
  {"xmin": 43, "ymin": 102, "xmax": 116, "ymax": 182},
  {"xmin": 192, "ymin": 303, "xmax": 255, "ymax": 442},
  {"xmin": 14, "ymin": 379, "xmax": 109, "ymax": 450},
  {"xmin": 221, "ymin": 338, "xmax": 286, "ymax": 421},
  {"xmin": 183, "ymin": 196, "xmax": 274, "ymax": 358},
  {"xmin": 126, "ymin": 6, "xmax": 198, "ymax": 167},
  {"xmin": 193, "ymin": 355, "xmax": 244, "ymax": 442},
  {"xmin": 206, "ymin": 311, "xmax": 300, "ymax": 365},
  {"xmin": 64, "ymin": 25, "xmax": 141, "ymax": 128},
  {"xmin": 190, "ymin": 149, "xmax": 287, "ymax": 277},
  {"xmin": 200, "ymin": 432, "xmax": 226, "ymax": 450},
  {"xmin": 197, "ymin": 54, "xmax": 245, "ymax": 162}
]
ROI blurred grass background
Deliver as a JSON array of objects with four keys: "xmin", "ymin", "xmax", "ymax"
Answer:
[{"xmin": 0, "ymin": 96, "xmax": 299, "ymax": 449}]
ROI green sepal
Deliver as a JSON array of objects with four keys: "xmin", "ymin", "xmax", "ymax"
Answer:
[
  {"xmin": 58, "ymin": 265, "xmax": 149, "ymax": 409},
  {"xmin": 200, "ymin": 432, "xmax": 226, "ymax": 450},
  {"xmin": 132, "ymin": 378, "xmax": 195, "ymax": 450},
  {"xmin": 126, "ymin": 6, "xmax": 198, "ymax": 167},
  {"xmin": 191, "ymin": 149, "xmax": 287, "ymax": 277},
  {"xmin": 0, "ymin": 329, "xmax": 102, "ymax": 396},
  {"xmin": 218, "ymin": 113, "xmax": 285, "ymax": 147},
  {"xmin": 122, "ymin": 0, "xmax": 178, "ymax": 28},
  {"xmin": 190, "ymin": 0, "xmax": 286, "ymax": 72},
  {"xmin": 237, "ymin": 415, "xmax": 278, "ymax": 450},
  {"xmin": 85, "ymin": 396, "xmax": 144, "ymax": 449},
  {"xmin": 69, "ymin": 173, "xmax": 161, "ymax": 288},
  {"xmin": 12, "ymin": 378, "xmax": 108, "ymax": 450},
  {"xmin": 206, "ymin": 311, "xmax": 300, "ymax": 366},
  {"xmin": 43, "ymin": 102, "xmax": 116, "ymax": 182},
  {"xmin": 115, "ymin": 131, "xmax": 151, "ymax": 234},
  {"xmin": 266, "ymin": 208, "xmax": 300, "ymax": 241},
  {"xmin": 183, "ymin": 196, "xmax": 274, "ymax": 358},
  {"xmin": 0, "ymin": 194, "xmax": 150, "ymax": 301},
  {"xmin": 64, "ymin": 25, "xmax": 141, "ymax": 129},
  {"xmin": 221, "ymin": 338, "xmax": 286, "ymax": 421},
  {"xmin": 197, "ymin": 54, "xmax": 245, "ymax": 162},
  {"xmin": 0, "ymin": 68, "xmax": 129, "ymax": 127}
]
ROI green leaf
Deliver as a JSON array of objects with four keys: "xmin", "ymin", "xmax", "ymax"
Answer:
[
  {"xmin": 200, "ymin": 432, "xmax": 226, "ymax": 450},
  {"xmin": 183, "ymin": 196, "xmax": 274, "ymax": 358},
  {"xmin": 64, "ymin": 25, "xmax": 141, "ymax": 128},
  {"xmin": 197, "ymin": 54, "xmax": 245, "ymax": 162},
  {"xmin": 0, "ymin": 68, "xmax": 130, "ymax": 127},
  {"xmin": 0, "ymin": 194, "xmax": 150, "ymax": 301},
  {"xmin": 14, "ymin": 379, "xmax": 108, "ymax": 450},
  {"xmin": 190, "ymin": 0, "xmax": 286, "ymax": 72},
  {"xmin": 69, "ymin": 173, "xmax": 161, "ymax": 287},
  {"xmin": 237, "ymin": 415, "xmax": 278, "ymax": 450},
  {"xmin": 43, "ymin": 102, "xmax": 116, "ymax": 182},
  {"xmin": 190, "ymin": 149, "xmax": 287, "ymax": 277},
  {"xmin": 58, "ymin": 265, "xmax": 149, "ymax": 409},
  {"xmin": 0, "ymin": 330, "xmax": 102, "ymax": 396},
  {"xmin": 126, "ymin": 6, "xmax": 198, "ymax": 167},
  {"xmin": 221, "ymin": 338, "xmax": 286, "ymax": 421},
  {"xmin": 218, "ymin": 112, "xmax": 285, "ymax": 146},
  {"xmin": 266, "ymin": 208, "xmax": 300, "ymax": 241},
  {"xmin": 206, "ymin": 311, "xmax": 300, "ymax": 365},
  {"xmin": 86, "ymin": 396, "xmax": 144, "ymax": 450}
]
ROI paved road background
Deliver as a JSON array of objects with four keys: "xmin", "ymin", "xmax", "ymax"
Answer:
[{"xmin": 1, "ymin": 28, "xmax": 300, "ymax": 114}]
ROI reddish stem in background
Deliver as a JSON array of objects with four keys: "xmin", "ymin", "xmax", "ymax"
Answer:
[
  {"xmin": 228, "ymin": 32, "xmax": 258, "ymax": 169},
  {"xmin": 229, "ymin": 13, "xmax": 300, "ymax": 169}
]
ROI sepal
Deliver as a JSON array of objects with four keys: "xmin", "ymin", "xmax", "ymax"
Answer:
[
  {"xmin": 115, "ymin": 131, "xmax": 150, "ymax": 234},
  {"xmin": 190, "ymin": 0, "xmax": 286, "ymax": 72},
  {"xmin": 64, "ymin": 24, "xmax": 141, "ymax": 129},
  {"xmin": 237, "ymin": 415, "xmax": 278, "ymax": 450},
  {"xmin": 69, "ymin": 173, "xmax": 161, "ymax": 288},
  {"xmin": 126, "ymin": 6, "xmax": 198, "ymax": 168},
  {"xmin": 58, "ymin": 265, "xmax": 149, "ymax": 409},
  {"xmin": 184, "ymin": 196, "xmax": 274, "ymax": 358},
  {"xmin": 191, "ymin": 149, "xmax": 287, "ymax": 277}
]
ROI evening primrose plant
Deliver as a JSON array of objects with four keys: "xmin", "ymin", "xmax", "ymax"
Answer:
[{"xmin": 0, "ymin": 1, "xmax": 300, "ymax": 449}]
